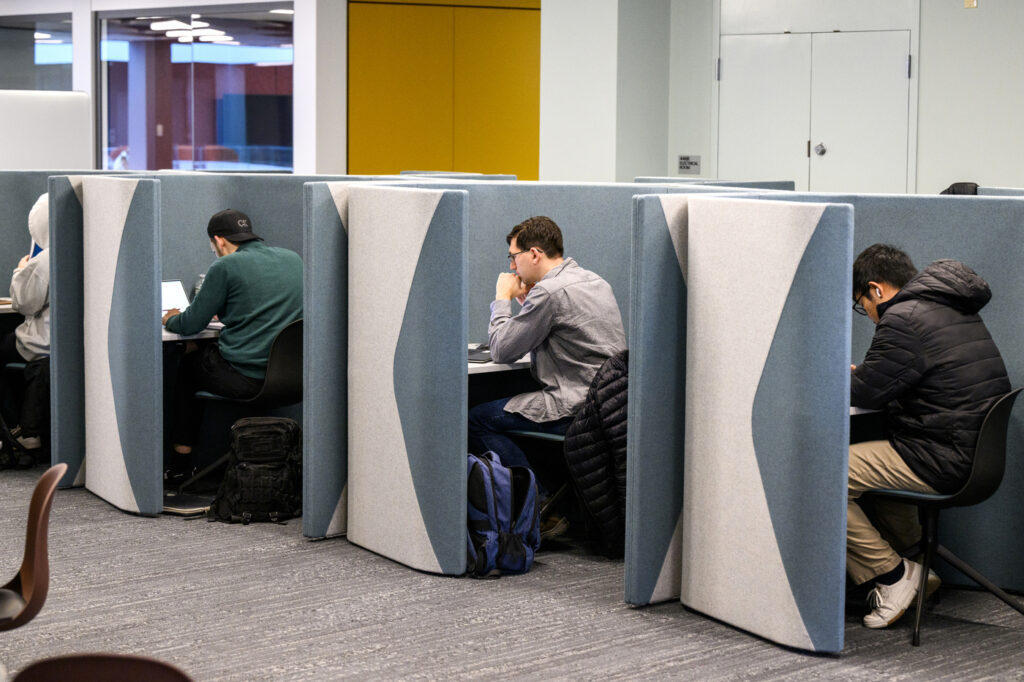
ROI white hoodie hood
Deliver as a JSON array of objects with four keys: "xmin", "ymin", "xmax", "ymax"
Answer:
[{"xmin": 28, "ymin": 193, "xmax": 49, "ymax": 250}]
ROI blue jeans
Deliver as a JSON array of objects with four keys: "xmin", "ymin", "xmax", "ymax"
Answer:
[{"xmin": 467, "ymin": 398, "xmax": 572, "ymax": 494}]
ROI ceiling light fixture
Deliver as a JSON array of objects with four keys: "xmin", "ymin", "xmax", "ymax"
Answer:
[
  {"xmin": 198, "ymin": 34, "xmax": 234, "ymax": 42},
  {"xmin": 150, "ymin": 19, "xmax": 191, "ymax": 31},
  {"xmin": 34, "ymin": 32, "xmax": 52, "ymax": 39},
  {"xmin": 270, "ymin": 9, "xmax": 295, "ymax": 15}
]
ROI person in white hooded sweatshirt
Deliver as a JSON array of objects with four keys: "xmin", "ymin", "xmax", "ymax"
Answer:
[{"xmin": 1, "ymin": 193, "xmax": 50, "ymax": 463}]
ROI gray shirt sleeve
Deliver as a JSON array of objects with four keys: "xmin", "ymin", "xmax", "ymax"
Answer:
[{"xmin": 487, "ymin": 286, "xmax": 556, "ymax": 364}]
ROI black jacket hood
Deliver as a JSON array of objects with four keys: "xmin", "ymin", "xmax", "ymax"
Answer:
[{"xmin": 880, "ymin": 259, "xmax": 992, "ymax": 318}]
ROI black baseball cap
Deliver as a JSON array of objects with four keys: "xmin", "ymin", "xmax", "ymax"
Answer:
[{"xmin": 207, "ymin": 209, "xmax": 263, "ymax": 243}]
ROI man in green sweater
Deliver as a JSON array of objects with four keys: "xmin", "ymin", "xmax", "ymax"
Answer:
[{"xmin": 162, "ymin": 209, "xmax": 302, "ymax": 474}]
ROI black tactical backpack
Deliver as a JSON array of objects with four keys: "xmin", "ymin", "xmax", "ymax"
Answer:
[{"xmin": 207, "ymin": 417, "xmax": 302, "ymax": 524}]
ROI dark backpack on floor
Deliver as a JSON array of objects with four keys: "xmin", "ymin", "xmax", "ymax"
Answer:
[
  {"xmin": 207, "ymin": 417, "xmax": 302, "ymax": 524},
  {"xmin": 466, "ymin": 451, "xmax": 540, "ymax": 577}
]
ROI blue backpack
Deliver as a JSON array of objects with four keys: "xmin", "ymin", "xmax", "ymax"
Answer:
[{"xmin": 466, "ymin": 451, "xmax": 541, "ymax": 577}]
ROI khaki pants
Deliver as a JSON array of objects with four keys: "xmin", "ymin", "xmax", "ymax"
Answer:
[{"xmin": 847, "ymin": 440, "xmax": 937, "ymax": 585}]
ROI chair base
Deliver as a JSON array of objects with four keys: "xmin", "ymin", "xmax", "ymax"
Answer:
[{"xmin": 936, "ymin": 544, "xmax": 1024, "ymax": 617}]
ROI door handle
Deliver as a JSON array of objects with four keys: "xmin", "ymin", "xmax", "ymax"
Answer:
[{"xmin": 814, "ymin": 143, "xmax": 827, "ymax": 156}]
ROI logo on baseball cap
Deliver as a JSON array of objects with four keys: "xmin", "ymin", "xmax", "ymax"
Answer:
[{"xmin": 207, "ymin": 209, "xmax": 263, "ymax": 243}]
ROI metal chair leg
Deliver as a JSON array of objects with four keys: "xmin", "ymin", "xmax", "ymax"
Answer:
[
  {"xmin": 936, "ymin": 544, "xmax": 1024, "ymax": 617},
  {"xmin": 911, "ymin": 510, "xmax": 938, "ymax": 646}
]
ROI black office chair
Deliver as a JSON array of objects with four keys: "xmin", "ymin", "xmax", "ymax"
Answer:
[
  {"xmin": 867, "ymin": 388, "xmax": 1024, "ymax": 645},
  {"xmin": 176, "ymin": 319, "xmax": 302, "ymax": 493}
]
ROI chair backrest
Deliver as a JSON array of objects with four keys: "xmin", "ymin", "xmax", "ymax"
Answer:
[
  {"xmin": 14, "ymin": 653, "xmax": 193, "ymax": 681},
  {"xmin": 0, "ymin": 462, "xmax": 67, "ymax": 632},
  {"xmin": 249, "ymin": 318, "xmax": 303, "ymax": 407},
  {"xmin": 951, "ymin": 388, "xmax": 1022, "ymax": 507}
]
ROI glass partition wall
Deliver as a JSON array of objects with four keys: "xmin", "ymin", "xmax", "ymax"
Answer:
[
  {"xmin": 99, "ymin": 5, "xmax": 294, "ymax": 172},
  {"xmin": 0, "ymin": 13, "xmax": 73, "ymax": 91}
]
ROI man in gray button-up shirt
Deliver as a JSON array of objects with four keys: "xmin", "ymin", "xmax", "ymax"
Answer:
[{"xmin": 468, "ymin": 216, "xmax": 626, "ymax": 492}]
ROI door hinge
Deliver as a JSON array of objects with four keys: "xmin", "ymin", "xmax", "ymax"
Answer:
[
  {"xmin": 907, "ymin": 54, "xmax": 912, "ymax": 78},
  {"xmin": 716, "ymin": 58, "xmax": 721, "ymax": 81}
]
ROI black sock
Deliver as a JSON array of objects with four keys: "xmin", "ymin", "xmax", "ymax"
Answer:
[{"xmin": 875, "ymin": 560, "xmax": 906, "ymax": 586}]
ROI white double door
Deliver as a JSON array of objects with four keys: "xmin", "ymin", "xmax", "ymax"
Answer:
[{"xmin": 718, "ymin": 31, "xmax": 910, "ymax": 193}]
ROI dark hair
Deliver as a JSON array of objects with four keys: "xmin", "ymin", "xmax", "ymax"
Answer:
[
  {"xmin": 507, "ymin": 216, "xmax": 563, "ymax": 257},
  {"xmin": 852, "ymin": 244, "xmax": 917, "ymax": 301}
]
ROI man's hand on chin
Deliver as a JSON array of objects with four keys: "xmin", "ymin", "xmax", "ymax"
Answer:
[{"xmin": 496, "ymin": 273, "xmax": 527, "ymax": 301}]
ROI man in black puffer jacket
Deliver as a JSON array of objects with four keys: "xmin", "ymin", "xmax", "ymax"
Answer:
[{"xmin": 848, "ymin": 244, "xmax": 1009, "ymax": 630}]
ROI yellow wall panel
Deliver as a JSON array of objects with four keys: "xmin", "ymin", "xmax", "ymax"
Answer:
[
  {"xmin": 348, "ymin": 3, "xmax": 454, "ymax": 174},
  {"xmin": 453, "ymin": 8, "xmax": 540, "ymax": 179}
]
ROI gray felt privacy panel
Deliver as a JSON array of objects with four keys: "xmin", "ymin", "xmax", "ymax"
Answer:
[
  {"xmin": 633, "ymin": 177, "xmax": 795, "ymax": 191},
  {"xmin": 740, "ymin": 191, "xmax": 1024, "ymax": 593},
  {"xmin": 48, "ymin": 176, "xmax": 89, "ymax": 487},
  {"xmin": 0, "ymin": 170, "xmax": 123, "ymax": 274},
  {"xmin": 302, "ymin": 182, "xmax": 352, "ymax": 539},
  {"xmin": 682, "ymin": 196, "xmax": 852, "ymax": 653},
  {"xmin": 977, "ymin": 186, "xmax": 1024, "ymax": 196},
  {"xmin": 625, "ymin": 194, "xmax": 690, "ymax": 606},
  {"xmin": 346, "ymin": 185, "xmax": 467, "ymax": 574},
  {"xmin": 81, "ymin": 177, "xmax": 162, "ymax": 515}
]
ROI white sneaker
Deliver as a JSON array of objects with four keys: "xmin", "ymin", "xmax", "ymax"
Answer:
[{"xmin": 863, "ymin": 559, "xmax": 922, "ymax": 629}]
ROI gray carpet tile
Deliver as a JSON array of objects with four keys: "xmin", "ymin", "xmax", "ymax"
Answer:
[{"xmin": 2, "ymin": 465, "xmax": 1023, "ymax": 681}]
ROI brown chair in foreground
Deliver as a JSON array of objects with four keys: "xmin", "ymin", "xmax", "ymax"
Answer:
[
  {"xmin": 13, "ymin": 653, "xmax": 193, "ymax": 682},
  {"xmin": 0, "ymin": 463, "xmax": 67, "ymax": 633}
]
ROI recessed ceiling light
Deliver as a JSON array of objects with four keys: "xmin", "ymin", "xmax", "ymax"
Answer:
[
  {"xmin": 191, "ymin": 14, "xmax": 201, "ymax": 19},
  {"xmin": 177, "ymin": 36, "xmax": 194, "ymax": 42},
  {"xmin": 199, "ymin": 34, "xmax": 234, "ymax": 42},
  {"xmin": 33, "ymin": 32, "xmax": 52, "ymax": 39},
  {"xmin": 36, "ymin": 39, "xmax": 64, "ymax": 44},
  {"xmin": 151, "ymin": 19, "xmax": 191, "ymax": 31},
  {"xmin": 270, "ymin": 9, "xmax": 295, "ymax": 15},
  {"xmin": 165, "ymin": 30, "xmax": 193, "ymax": 37}
]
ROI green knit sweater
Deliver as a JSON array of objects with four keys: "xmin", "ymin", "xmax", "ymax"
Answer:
[{"xmin": 165, "ymin": 241, "xmax": 303, "ymax": 378}]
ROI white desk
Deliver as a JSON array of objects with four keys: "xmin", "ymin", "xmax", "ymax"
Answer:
[
  {"xmin": 467, "ymin": 344, "xmax": 529, "ymax": 375},
  {"xmin": 0, "ymin": 301, "xmax": 16, "ymax": 315}
]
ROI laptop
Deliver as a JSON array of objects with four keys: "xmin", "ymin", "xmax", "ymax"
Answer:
[
  {"xmin": 161, "ymin": 280, "xmax": 191, "ymax": 315},
  {"xmin": 468, "ymin": 344, "xmax": 491, "ymax": 363}
]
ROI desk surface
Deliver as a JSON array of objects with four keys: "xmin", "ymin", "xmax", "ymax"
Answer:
[
  {"xmin": 467, "ymin": 345, "xmax": 529, "ymax": 375},
  {"xmin": 0, "ymin": 301, "xmax": 16, "ymax": 315},
  {"xmin": 162, "ymin": 321, "xmax": 222, "ymax": 342}
]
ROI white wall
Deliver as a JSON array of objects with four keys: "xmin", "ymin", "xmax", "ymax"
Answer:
[
  {"xmin": 539, "ymin": 0, "xmax": 618, "ymax": 181},
  {"xmin": 293, "ymin": 0, "xmax": 347, "ymax": 174},
  {"xmin": 917, "ymin": 1, "xmax": 1024, "ymax": 192},
  {"xmin": 614, "ymin": 0, "xmax": 670, "ymax": 182},
  {"xmin": 667, "ymin": 0, "xmax": 714, "ymax": 178}
]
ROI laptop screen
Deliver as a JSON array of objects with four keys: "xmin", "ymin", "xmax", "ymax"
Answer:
[{"xmin": 161, "ymin": 280, "xmax": 191, "ymax": 314}]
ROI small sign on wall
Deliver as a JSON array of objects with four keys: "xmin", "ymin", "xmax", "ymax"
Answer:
[{"xmin": 677, "ymin": 155, "xmax": 701, "ymax": 175}]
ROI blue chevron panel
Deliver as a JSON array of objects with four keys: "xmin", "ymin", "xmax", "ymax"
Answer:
[
  {"xmin": 682, "ymin": 195, "xmax": 852, "ymax": 653},
  {"xmin": 302, "ymin": 182, "xmax": 350, "ymax": 539},
  {"xmin": 346, "ymin": 185, "xmax": 467, "ymax": 574},
  {"xmin": 80, "ymin": 177, "xmax": 161, "ymax": 515}
]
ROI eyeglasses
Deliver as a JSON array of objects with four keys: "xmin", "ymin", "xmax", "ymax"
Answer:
[
  {"xmin": 507, "ymin": 248, "xmax": 530, "ymax": 264},
  {"xmin": 852, "ymin": 298, "xmax": 868, "ymax": 316}
]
